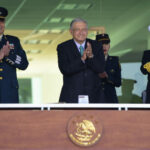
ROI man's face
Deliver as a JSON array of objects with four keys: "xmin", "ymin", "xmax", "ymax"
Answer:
[
  {"xmin": 103, "ymin": 43, "xmax": 110, "ymax": 55},
  {"xmin": 70, "ymin": 21, "xmax": 88, "ymax": 44},
  {"xmin": 0, "ymin": 20, "xmax": 5, "ymax": 35}
]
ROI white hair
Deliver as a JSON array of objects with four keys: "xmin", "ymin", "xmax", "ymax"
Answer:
[{"xmin": 70, "ymin": 18, "xmax": 88, "ymax": 29}]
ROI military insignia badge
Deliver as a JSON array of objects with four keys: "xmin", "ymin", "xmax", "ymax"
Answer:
[{"xmin": 67, "ymin": 113, "xmax": 102, "ymax": 147}]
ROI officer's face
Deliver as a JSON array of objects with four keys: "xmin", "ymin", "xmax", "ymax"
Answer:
[
  {"xmin": 103, "ymin": 43, "xmax": 110, "ymax": 55},
  {"xmin": 70, "ymin": 21, "xmax": 88, "ymax": 44},
  {"xmin": 0, "ymin": 20, "xmax": 5, "ymax": 35}
]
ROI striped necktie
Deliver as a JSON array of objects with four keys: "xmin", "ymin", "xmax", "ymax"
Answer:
[{"xmin": 79, "ymin": 45, "xmax": 84, "ymax": 56}]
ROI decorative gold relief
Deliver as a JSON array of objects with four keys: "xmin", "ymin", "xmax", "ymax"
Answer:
[{"xmin": 67, "ymin": 113, "xmax": 102, "ymax": 147}]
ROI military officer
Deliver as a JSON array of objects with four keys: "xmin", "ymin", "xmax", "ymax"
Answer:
[
  {"xmin": 0, "ymin": 7, "xmax": 29, "ymax": 103},
  {"xmin": 96, "ymin": 34, "xmax": 121, "ymax": 103}
]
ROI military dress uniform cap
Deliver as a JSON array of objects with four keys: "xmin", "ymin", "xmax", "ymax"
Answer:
[
  {"xmin": 0, "ymin": 7, "xmax": 8, "ymax": 21},
  {"xmin": 96, "ymin": 33, "xmax": 110, "ymax": 44}
]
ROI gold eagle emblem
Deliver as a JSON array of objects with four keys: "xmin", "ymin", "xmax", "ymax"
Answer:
[
  {"xmin": 67, "ymin": 113, "xmax": 102, "ymax": 147},
  {"xmin": 75, "ymin": 120, "xmax": 96, "ymax": 141}
]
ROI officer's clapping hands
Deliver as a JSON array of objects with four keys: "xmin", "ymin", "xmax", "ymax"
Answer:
[
  {"xmin": 2, "ymin": 41, "xmax": 10, "ymax": 56},
  {"xmin": 99, "ymin": 71, "xmax": 108, "ymax": 79},
  {"xmin": 0, "ymin": 50, "xmax": 4, "ymax": 60}
]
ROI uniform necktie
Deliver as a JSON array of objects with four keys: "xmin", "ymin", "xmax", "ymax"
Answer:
[{"xmin": 79, "ymin": 45, "xmax": 84, "ymax": 56}]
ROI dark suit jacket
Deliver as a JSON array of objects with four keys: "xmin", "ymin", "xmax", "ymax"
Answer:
[
  {"xmin": 57, "ymin": 38, "xmax": 105, "ymax": 103},
  {"xmin": 0, "ymin": 35, "xmax": 29, "ymax": 103},
  {"xmin": 140, "ymin": 50, "xmax": 150, "ymax": 103},
  {"xmin": 101, "ymin": 56, "xmax": 121, "ymax": 103}
]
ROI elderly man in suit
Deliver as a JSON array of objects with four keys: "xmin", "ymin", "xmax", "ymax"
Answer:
[
  {"xmin": 57, "ymin": 18, "xmax": 105, "ymax": 103},
  {"xmin": 0, "ymin": 7, "xmax": 29, "ymax": 103}
]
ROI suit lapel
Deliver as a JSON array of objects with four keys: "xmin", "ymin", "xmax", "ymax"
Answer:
[
  {"xmin": 85, "ymin": 39, "xmax": 87, "ymax": 49},
  {"xmin": 70, "ymin": 39, "xmax": 81, "ymax": 57}
]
